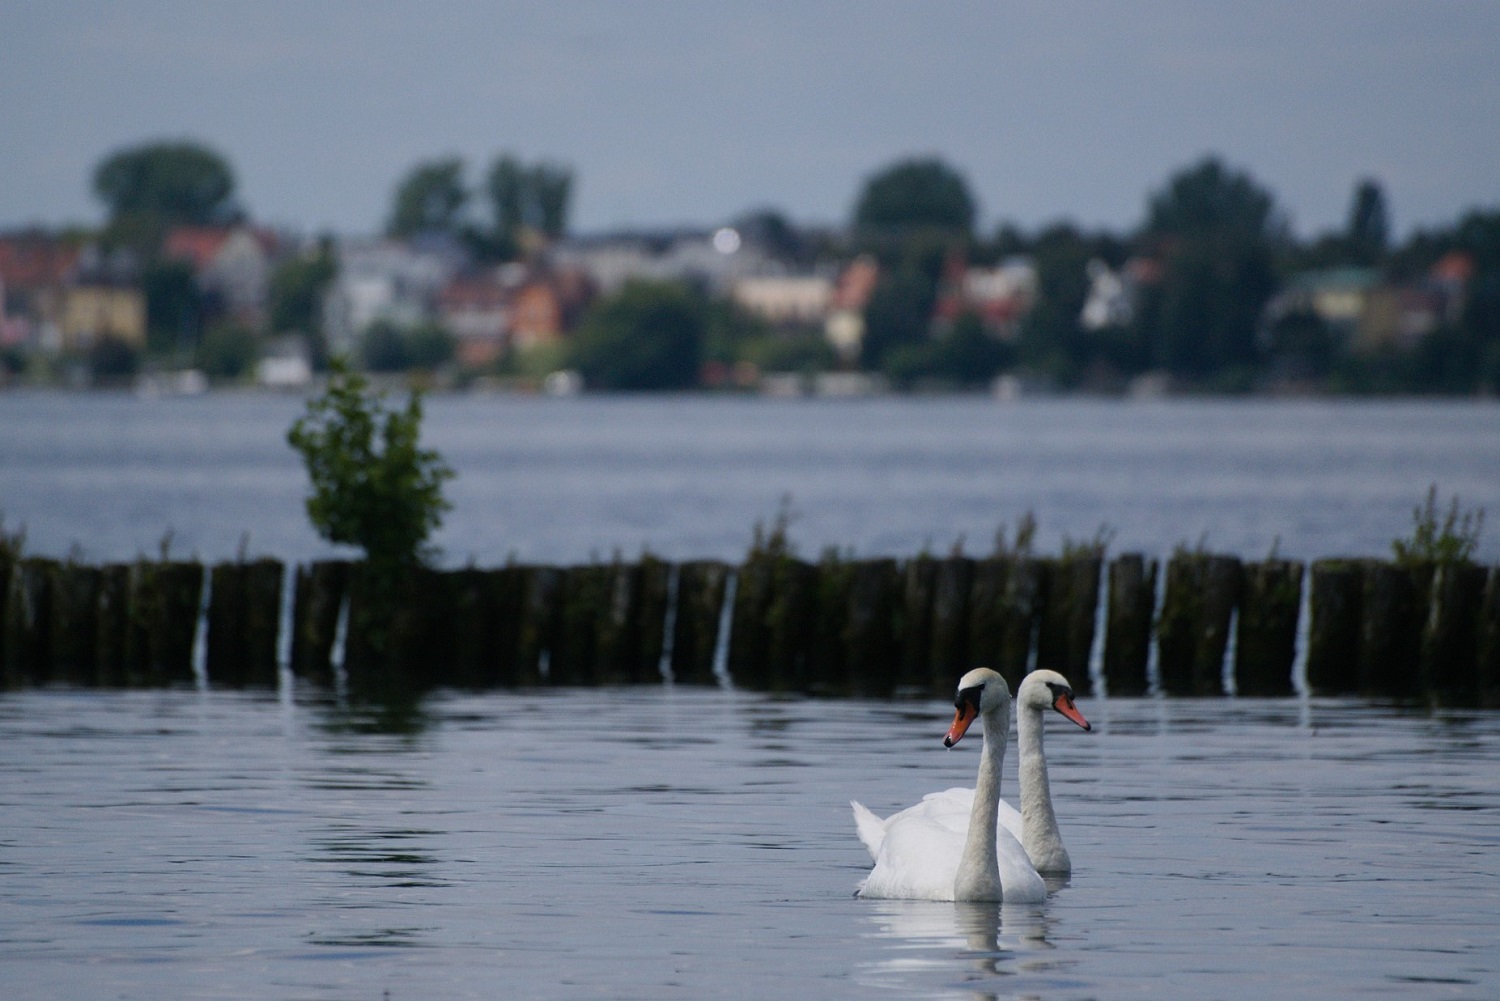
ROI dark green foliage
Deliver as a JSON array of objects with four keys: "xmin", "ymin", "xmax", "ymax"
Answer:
[
  {"xmin": 387, "ymin": 157, "xmax": 469, "ymax": 238},
  {"xmin": 268, "ymin": 241, "xmax": 337, "ymax": 338},
  {"xmin": 87, "ymin": 336, "xmax": 140, "ymax": 383},
  {"xmin": 1393, "ymin": 485, "xmax": 1485, "ymax": 567},
  {"xmin": 569, "ymin": 280, "xmax": 704, "ymax": 390},
  {"xmin": 197, "ymin": 323, "xmax": 258, "ymax": 381},
  {"xmin": 854, "ymin": 157, "xmax": 976, "ymax": 236},
  {"xmin": 286, "ymin": 358, "xmax": 454, "ymax": 570},
  {"xmin": 142, "ymin": 260, "xmax": 203, "ymax": 355},
  {"xmin": 93, "ymin": 141, "xmax": 238, "ymax": 229}
]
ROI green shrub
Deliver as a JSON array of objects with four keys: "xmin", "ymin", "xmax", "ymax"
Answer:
[
  {"xmin": 286, "ymin": 357, "xmax": 453, "ymax": 569},
  {"xmin": 1392, "ymin": 484, "xmax": 1484, "ymax": 566}
]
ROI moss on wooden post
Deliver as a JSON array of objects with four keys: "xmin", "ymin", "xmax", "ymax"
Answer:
[
  {"xmin": 289, "ymin": 560, "xmax": 349, "ymax": 686},
  {"xmin": 898, "ymin": 556, "xmax": 939, "ymax": 695},
  {"xmin": 670, "ymin": 560, "xmax": 729, "ymax": 685},
  {"xmin": 1036, "ymin": 555, "xmax": 1100, "ymax": 695},
  {"xmin": 1104, "ymin": 554, "xmax": 1155, "ymax": 695},
  {"xmin": 49, "ymin": 562, "xmax": 101, "ymax": 686},
  {"xmin": 1306, "ymin": 559, "xmax": 1365, "ymax": 695},
  {"xmin": 1421, "ymin": 561, "xmax": 1488, "ymax": 706},
  {"xmin": 1358, "ymin": 560, "xmax": 1429, "ymax": 699},
  {"xmin": 1234, "ymin": 559, "xmax": 1302, "ymax": 696}
]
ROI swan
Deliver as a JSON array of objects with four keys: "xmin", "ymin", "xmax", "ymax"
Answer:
[{"xmin": 851, "ymin": 668, "xmax": 1091, "ymax": 901}]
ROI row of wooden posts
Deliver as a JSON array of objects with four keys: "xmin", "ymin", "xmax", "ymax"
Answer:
[{"xmin": 2, "ymin": 547, "xmax": 1498, "ymax": 705}]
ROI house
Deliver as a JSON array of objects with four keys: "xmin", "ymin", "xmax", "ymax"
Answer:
[
  {"xmin": 0, "ymin": 231, "xmax": 82, "ymax": 350},
  {"xmin": 437, "ymin": 274, "xmax": 511, "ymax": 367},
  {"xmin": 824, "ymin": 255, "xmax": 879, "ymax": 363},
  {"xmin": 731, "ymin": 276, "xmax": 833, "ymax": 327},
  {"xmin": 553, "ymin": 227, "xmax": 782, "ymax": 296},
  {"xmin": 321, "ymin": 236, "xmax": 463, "ymax": 356},
  {"xmin": 59, "ymin": 283, "xmax": 146, "ymax": 351},
  {"xmin": 163, "ymin": 225, "xmax": 281, "ymax": 329}
]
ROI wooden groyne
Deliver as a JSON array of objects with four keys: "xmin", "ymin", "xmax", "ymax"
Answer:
[{"xmin": 1, "ymin": 548, "xmax": 1497, "ymax": 706}]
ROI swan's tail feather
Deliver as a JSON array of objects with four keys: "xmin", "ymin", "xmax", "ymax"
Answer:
[{"xmin": 851, "ymin": 800, "xmax": 886, "ymax": 860}]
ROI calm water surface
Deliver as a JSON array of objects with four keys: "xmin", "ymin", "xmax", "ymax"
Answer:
[
  {"xmin": 3, "ymin": 687, "xmax": 1498, "ymax": 1000},
  {"xmin": 2, "ymin": 391, "xmax": 1498, "ymax": 565}
]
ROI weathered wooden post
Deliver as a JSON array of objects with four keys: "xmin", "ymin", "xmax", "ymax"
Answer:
[
  {"xmin": 809, "ymin": 554, "xmax": 852, "ymax": 695},
  {"xmin": 515, "ymin": 564, "xmax": 564, "ymax": 687},
  {"xmin": 1358, "ymin": 561, "xmax": 1430, "ymax": 699},
  {"xmin": 1478, "ymin": 567, "xmax": 1500, "ymax": 709},
  {"xmin": 1305, "ymin": 559, "xmax": 1364, "ymax": 695},
  {"xmin": 94, "ymin": 563, "xmax": 132, "ymax": 687},
  {"xmin": 670, "ymin": 560, "xmax": 729, "ymax": 685},
  {"xmin": 124, "ymin": 560, "xmax": 203, "ymax": 687},
  {"xmin": 49, "ymin": 562, "xmax": 101, "ymax": 686},
  {"xmin": 1157, "ymin": 553, "xmax": 1240, "ymax": 696},
  {"xmin": 898, "ymin": 556, "xmax": 938, "ymax": 694},
  {"xmin": 552, "ymin": 563, "xmax": 611, "ymax": 685},
  {"xmin": 289, "ymin": 560, "xmax": 349, "ymax": 687},
  {"xmin": 966, "ymin": 557, "xmax": 1009, "ymax": 685},
  {"xmin": 1103, "ymin": 554, "xmax": 1155, "ymax": 695},
  {"xmin": 1421, "ymin": 561, "xmax": 1488, "ymax": 706},
  {"xmin": 1036, "ymin": 554, "xmax": 1101, "ymax": 695},
  {"xmin": 726, "ymin": 557, "xmax": 773, "ymax": 688},
  {"xmin": 206, "ymin": 558, "xmax": 284, "ymax": 687},
  {"xmin": 631, "ymin": 556, "xmax": 672, "ymax": 684},
  {"xmin": 1234, "ymin": 559, "xmax": 1302, "ymax": 696},
  {"xmin": 928, "ymin": 556, "xmax": 973, "ymax": 687},
  {"xmin": 840, "ymin": 558, "xmax": 901, "ymax": 697},
  {"xmin": 3, "ymin": 557, "xmax": 58, "ymax": 686},
  {"xmin": 443, "ymin": 567, "xmax": 512, "ymax": 689},
  {"xmin": 764, "ymin": 558, "xmax": 819, "ymax": 693}
]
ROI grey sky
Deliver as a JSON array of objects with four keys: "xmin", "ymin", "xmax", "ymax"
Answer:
[{"xmin": 2, "ymin": 1, "xmax": 1496, "ymax": 240}]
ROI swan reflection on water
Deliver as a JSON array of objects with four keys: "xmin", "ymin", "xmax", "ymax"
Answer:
[{"xmin": 856, "ymin": 897, "xmax": 1065, "ymax": 999}]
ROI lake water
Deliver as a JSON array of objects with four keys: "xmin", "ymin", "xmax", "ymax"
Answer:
[
  {"xmin": 3, "ymin": 687, "xmax": 1498, "ymax": 1000},
  {"xmin": 4, "ymin": 391, "xmax": 1500, "ymax": 998},
  {"xmin": 2, "ymin": 390, "xmax": 1498, "ymax": 566}
]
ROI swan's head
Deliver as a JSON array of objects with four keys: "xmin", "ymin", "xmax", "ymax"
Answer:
[
  {"xmin": 1018, "ymin": 669, "xmax": 1092, "ymax": 731},
  {"xmin": 943, "ymin": 667, "xmax": 1010, "ymax": 747}
]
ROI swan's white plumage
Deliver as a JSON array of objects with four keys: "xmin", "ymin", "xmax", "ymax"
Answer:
[{"xmin": 852, "ymin": 668, "xmax": 1090, "ymax": 902}]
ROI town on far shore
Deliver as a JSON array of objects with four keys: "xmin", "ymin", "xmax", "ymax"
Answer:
[{"xmin": 2, "ymin": 141, "xmax": 1497, "ymax": 398}]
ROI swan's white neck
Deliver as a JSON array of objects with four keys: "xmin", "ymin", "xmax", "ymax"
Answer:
[
  {"xmin": 1017, "ymin": 702, "xmax": 1070, "ymax": 874},
  {"xmin": 954, "ymin": 705, "xmax": 1007, "ymax": 901}
]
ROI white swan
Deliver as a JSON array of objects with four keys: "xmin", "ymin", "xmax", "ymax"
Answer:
[{"xmin": 851, "ymin": 668, "xmax": 1091, "ymax": 901}]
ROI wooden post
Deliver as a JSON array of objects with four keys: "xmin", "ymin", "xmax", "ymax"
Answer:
[
  {"xmin": 966, "ymin": 557, "xmax": 1010, "ymax": 685},
  {"xmin": 1036, "ymin": 555, "xmax": 1101, "ymax": 695},
  {"xmin": 764, "ymin": 558, "xmax": 819, "ymax": 693},
  {"xmin": 1358, "ymin": 561, "xmax": 1430, "ymax": 699},
  {"xmin": 207, "ymin": 558, "xmax": 285, "ymax": 688},
  {"xmin": 841, "ymin": 558, "xmax": 901, "ymax": 697},
  {"xmin": 670, "ymin": 560, "xmax": 729, "ymax": 685},
  {"xmin": 515, "ymin": 565, "xmax": 563, "ymax": 687},
  {"xmin": 1155, "ymin": 554, "xmax": 1203, "ymax": 696},
  {"xmin": 1305, "ymin": 559, "xmax": 1364, "ymax": 695},
  {"xmin": 95, "ymin": 563, "xmax": 132, "ymax": 687},
  {"xmin": 898, "ymin": 556, "xmax": 938, "ymax": 695},
  {"xmin": 632, "ymin": 556, "xmax": 671, "ymax": 684},
  {"xmin": 206, "ymin": 562, "xmax": 248, "ymax": 686},
  {"xmin": 3, "ymin": 557, "xmax": 57, "ymax": 686},
  {"xmin": 445, "ymin": 567, "xmax": 501, "ymax": 689},
  {"xmin": 593, "ymin": 560, "xmax": 641, "ymax": 685},
  {"xmin": 289, "ymin": 560, "xmax": 349, "ymax": 687},
  {"xmin": 1477, "ymin": 567, "xmax": 1500, "ymax": 709},
  {"xmin": 1421, "ymin": 561, "xmax": 1488, "ymax": 706},
  {"xmin": 1234, "ymin": 559, "xmax": 1302, "ymax": 696},
  {"xmin": 928, "ymin": 556, "xmax": 973, "ymax": 687},
  {"xmin": 1157, "ymin": 553, "xmax": 1241, "ymax": 696},
  {"xmin": 49, "ymin": 562, "xmax": 101, "ymax": 686},
  {"xmin": 1104, "ymin": 554, "xmax": 1155, "ymax": 696},
  {"xmin": 810, "ymin": 555, "xmax": 852, "ymax": 695}
]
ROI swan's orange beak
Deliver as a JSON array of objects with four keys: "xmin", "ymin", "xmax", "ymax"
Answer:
[
  {"xmin": 944, "ymin": 703, "xmax": 979, "ymax": 747},
  {"xmin": 1053, "ymin": 692, "xmax": 1092, "ymax": 731}
]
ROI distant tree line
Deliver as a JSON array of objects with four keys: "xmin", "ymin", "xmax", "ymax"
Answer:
[{"xmin": 21, "ymin": 138, "xmax": 1500, "ymax": 395}]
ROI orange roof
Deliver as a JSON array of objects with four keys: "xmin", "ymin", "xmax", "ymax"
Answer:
[{"xmin": 0, "ymin": 235, "xmax": 80, "ymax": 289}]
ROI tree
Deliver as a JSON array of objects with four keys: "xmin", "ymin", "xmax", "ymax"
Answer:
[
  {"xmin": 485, "ymin": 155, "xmax": 575, "ymax": 251},
  {"xmin": 1140, "ymin": 157, "xmax": 1283, "ymax": 380},
  {"xmin": 142, "ymin": 259, "xmax": 203, "ymax": 355},
  {"xmin": 92, "ymin": 141, "xmax": 238, "ymax": 252},
  {"xmin": 1145, "ymin": 156, "xmax": 1279, "ymax": 240},
  {"xmin": 569, "ymin": 280, "xmax": 704, "ymax": 390},
  {"xmin": 268, "ymin": 240, "xmax": 337, "ymax": 338},
  {"xmin": 853, "ymin": 157, "xmax": 977, "ymax": 237},
  {"xmin": 286, "ymin": 357, "xmax": 453, "ymax": 569},
  {"xmin": 387, "ymin": 157, "xmax": 469, "ymax": 238},
  {"xmin": 1346, "ymin": 178, "xmax": 1389, "ymax": 265}
]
